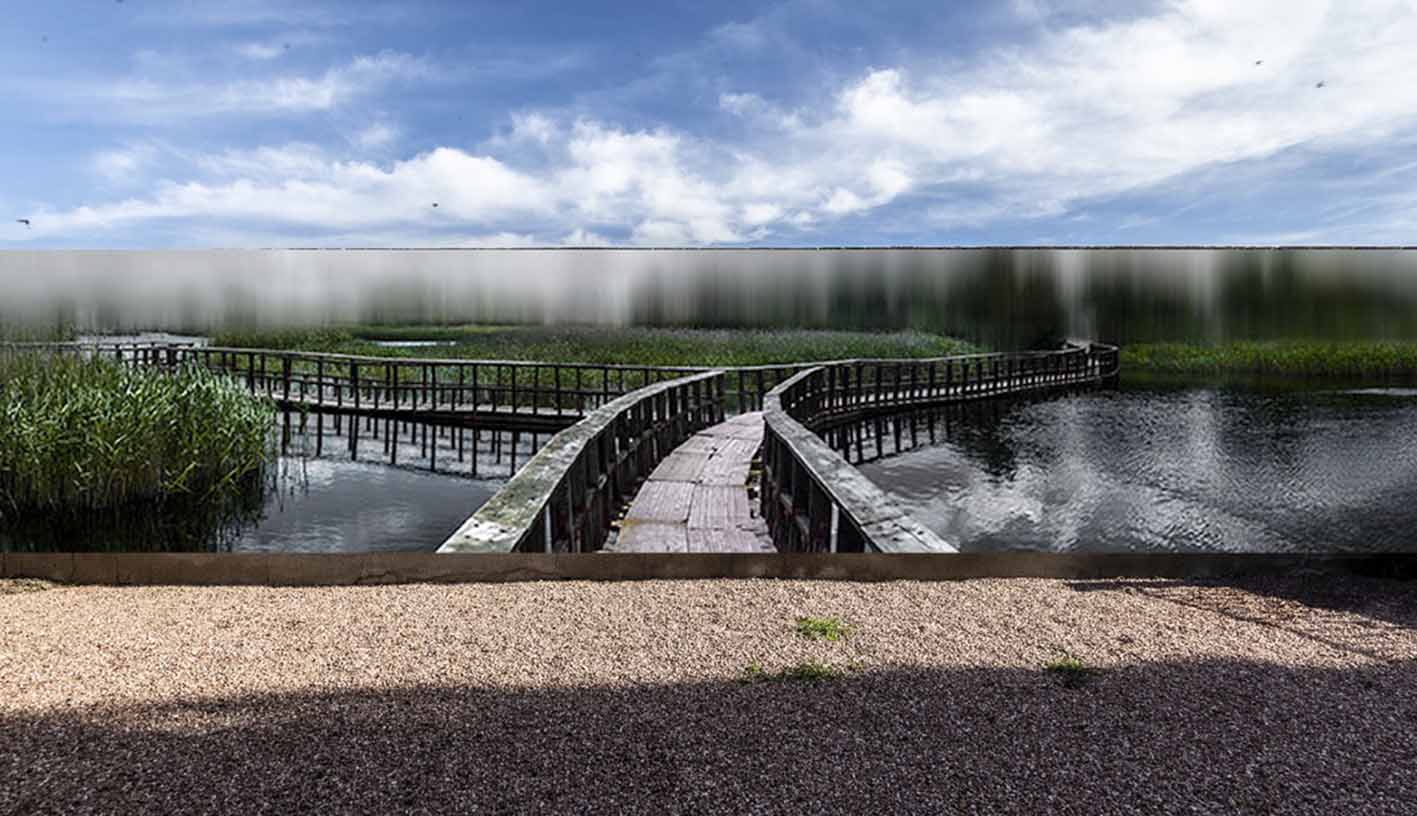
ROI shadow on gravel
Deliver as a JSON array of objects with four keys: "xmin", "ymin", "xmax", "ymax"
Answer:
[
  {"xmin": 3, "ymin": 658, "xmax": 1415, "ymax": 815},
  {"xmin": 1065, "ymin": 576, "xmax": 1417, "ymax": 658}
]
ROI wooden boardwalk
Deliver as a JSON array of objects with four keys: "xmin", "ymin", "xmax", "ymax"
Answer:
[{"xmin": 612, "ymin": 412, "xmax": 775, "ymax": 553}]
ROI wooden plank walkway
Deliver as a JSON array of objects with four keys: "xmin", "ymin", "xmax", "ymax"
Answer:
[{"xmin": 612, "ymin": 412, "xmax": 775, "ymax": 553}]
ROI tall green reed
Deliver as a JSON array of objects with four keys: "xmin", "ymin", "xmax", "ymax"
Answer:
[{"xmin": 0, "ymin": 352, "xmax": 275, "ymax": 520}]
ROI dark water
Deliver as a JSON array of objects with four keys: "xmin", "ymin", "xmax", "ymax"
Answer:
[
  {"xmin": 230, "ymin": 456, "xmax": 499, "ymax": 553},
  {"xmin": 847, "ymin": 382, "xmax": 1417, "ymax": 553},
  {"xmin": 232, "ymin": 411, "xmax": 544, "ymax": 552}
]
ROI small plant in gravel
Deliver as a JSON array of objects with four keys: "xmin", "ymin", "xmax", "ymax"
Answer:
[
  {"xmin": 739, "ymin": 662, "xmax": 770, "ymax": 684},
  {"xmin": 795, "ymin": 616, "xmax": 851, "ymax": 641},
  {"xmin": 1045, "ymin": 652, "xmax": 1095, "ymax": 688},
  {"xmin": 781, "ymin": 660, "xmax": 844, "ymax": 684},
  {"xmin": 739, "ymin": 660, "xmax": 845, "ymax": 685}
]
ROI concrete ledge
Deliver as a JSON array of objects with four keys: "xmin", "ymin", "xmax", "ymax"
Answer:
[{"xmin": 4, "ymin": 551, "xmax": 1416, "ymax": 585}]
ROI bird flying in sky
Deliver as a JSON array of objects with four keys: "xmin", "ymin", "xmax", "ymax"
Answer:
[{"xmin": 16, "ymin": 218, "xmax": 30, "ymax": 227}]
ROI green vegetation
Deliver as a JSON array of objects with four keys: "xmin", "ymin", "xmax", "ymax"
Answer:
[
  {"xmin": 0, "ymin": 320, "xmax": 76, "ymax": 343},
  {"xmin": 206, "ymin": 326, "xmax": 358, "ymax": 354},
  {"xmin": 1044, "ymin": 653, "xmax": 1095, "ymax": 688},
  {"xmin": 739, "ymin": 659, "xmax": 846, "ymax": 685},
  {"xmin": 740, "ymin": 661, "xmax": 770, "ymax": 683},
  {"xmin": 794, "ymin": 616, "xmax": 852, "ymax": 641},
  {"xmin": 0, "ymin": 353, "xmax": 274, "ymax": 521},
  {"xmin": 210, "ymin": 324, "xmax": 980, "ymax": 367},
  {"xmin": 1123, "ymin": 340, "xmax": 1417, "ymax": 378}
]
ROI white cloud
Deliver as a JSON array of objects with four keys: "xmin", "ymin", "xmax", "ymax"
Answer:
[
  {"xmin": 18, "ymin": 0, "xmax": 1417, "ymax": 245},
  {"xmin": 198, "ymin": 143, "xmax": 329, "ymax": 176},
  {"xmin": 98, "ymin": 51, "xmax": 430, "ymax": 119},
  {"xmin": 740, "ymin": 203, "xmax": 783, "ymax": 226},
  {"xmin": 23, "ymin": 146, "xmax": 554, "ymax": 239},
  {"xmin": 719, "ymin": 92, "xmax": 765, "ymax": 116},
  {"xmin": 354, "ymin": 122, "xmax": 400, "ymax": 148},
  {"xmin": 91, "ymin": 145, "xmax": 158, "ymax": 183},
  {"xmin": 561, "ymin": 228, "xmax": 611, "ymax": 246},
  {"xmin": 236, "ymin": 42, "xmax": 284, "ymax": 60},
  {"xmin": 816, "ymin": 0, "xmax": 1417, "ymax": 208},
  {"xmin": 509, "ymin": 112, "xmax": 558, "ymax": 145},
  {"xmin": 710, "ymin": 20, "xmax": 770, "ymax": 51},
  {"xmin": 446, "ymin": 232, "xmax": 540, "ymax": 248}
]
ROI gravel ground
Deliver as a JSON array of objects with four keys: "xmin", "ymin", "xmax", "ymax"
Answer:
[{"xmin": 2, "ymin": 575, "xmax": 1415, "ymax": 815}]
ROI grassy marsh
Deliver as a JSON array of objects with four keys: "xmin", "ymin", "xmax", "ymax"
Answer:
[
  {"xmin": 0, "ymin": 353, "xmax": 274, "ymax": 523},
  {"xmin": 210, "ymin": 325, "xmax": 980, "ymax": 367},
  {"xmin": 1123, "ymin": 340, "xmax": 1417, "ymax": 378}
]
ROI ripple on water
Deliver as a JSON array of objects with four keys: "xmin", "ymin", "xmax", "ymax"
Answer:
[{"xmin": 854, "ymin": 384, "xmax": 1417, "ymax": 553}]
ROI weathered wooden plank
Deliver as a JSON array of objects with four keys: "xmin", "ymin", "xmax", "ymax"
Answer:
[
  {"xmin": 686, "ymin": 527, "xmax": 774, "ymax": 553},
  {"xmin": 699, "ymin": 438, "xmax": 757, "ymax": 486},
  {"xmin": 609, "ymin": 411, "xmax": 772, "ymax": 554},
  {"xmin": 675, "ymin": 436, "xmax": 722, "ymax": 455},
  {"xmin": 700, "ymin": 418, "xmax": 764, "ymax": 440},
  {"xmin": 622, "ymin": 481, "xmax": 695, "ymax": 524},
  {"xmin": 648, "ymin": 450, "xmax": 711, "ymax": 482},
  {"xmin": 688, "ymin": 484, "xmax": 753, "ymax": 530},
  {"xmin": 616, "ymin": 522, "xmax": 688, "ymax": 553}
]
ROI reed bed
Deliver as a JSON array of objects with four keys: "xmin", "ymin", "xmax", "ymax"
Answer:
[
  {"xmin": 0, "ymin": 352, "xmax": 274, "ymax": 521},
  {"xmin": 1123, "ymin": 340, "xmax": 1417, "ymax": 378},
  {"xmin": 210, "ymin": 325, "xmax": 979, "ymax": 367}
]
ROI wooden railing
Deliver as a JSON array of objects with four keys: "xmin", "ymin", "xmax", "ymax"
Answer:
[
  {"xmin": 438, "ymin": 370, "xmax": 726, "ymax": 553},
  {"xmin": 3, "ymin": 341, "xmax": 704, "ymax": 420},
  {"xmin": 760, "ymin": 343, "xmax": 1120, "ymax": 554},
  {"xmin": 2, "ymin": 340, "xmax": 1006, "ymax": 417}
]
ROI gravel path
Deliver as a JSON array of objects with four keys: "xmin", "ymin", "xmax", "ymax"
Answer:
[{"xmin": 2, "ymin": 576, "xmax": 1415, "ymax": 814}]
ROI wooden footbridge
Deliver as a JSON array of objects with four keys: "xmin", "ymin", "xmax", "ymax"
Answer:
[
  {"xmin": 612, "ymin": 411, "xmax": 773, "ymax": 553},
  {"xmin": 440, "ymin": 342, "xmax": 1119, "ymax": 555},
  {"xmin": 5, "ymin": 339, "xmax": 1119, "ymax": 555}
]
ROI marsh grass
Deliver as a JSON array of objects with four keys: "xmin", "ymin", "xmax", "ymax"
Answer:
[
  {"xmin": 211, "ymin": 325, "xmax": 979, "ymax": 367},
  {"xmin": 0, "ymin": 352, "xmax": 275, "ymax": 524},
  {"xmin": 1123, "ymin": 340, "xmax": 1417, "ymax": 378},
  {"xmin": 0, "ymin": 321, "xmax": 76, "ymax": 343}
]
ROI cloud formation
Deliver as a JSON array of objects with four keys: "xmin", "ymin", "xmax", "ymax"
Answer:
[{"xmin": 9, "ymin": 0, "xmax": 1417, "ymax": 246}]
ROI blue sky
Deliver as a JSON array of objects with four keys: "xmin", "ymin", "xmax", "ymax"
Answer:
[{"xmin": 2, "ymin": 0, "xmax": 1416, "ymax": 247}]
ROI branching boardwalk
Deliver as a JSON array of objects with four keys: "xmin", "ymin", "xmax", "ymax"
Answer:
[{"xmin": 612, "ymin": 412, "xmax": 773, "ymax": 553}]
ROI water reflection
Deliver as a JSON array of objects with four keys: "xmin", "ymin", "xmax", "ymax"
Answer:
[
  {"xmin": 238, "ymin": 410, "xmax": 540, "ymax": 552},
  {"xmin": 848, "ymin": 384, "xmax": 1417, "ymax": 553},
  {"xmin": 233, "ymin": 456, "xmax": 500, "ymax": 553},
  {"xmin": 278, "ymin": 409, "xmax": 546, "ymax": 479}
]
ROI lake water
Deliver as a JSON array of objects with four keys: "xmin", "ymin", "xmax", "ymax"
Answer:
[
  {"xmin": 847, "ymin": 381, "xmax": 1417, "ymax": 553},
  {"xmin": 230, "ymin": 456, "xmax": 499, "ymax": 553},
  {"xmin": 230, "ymin": 411, "xmax": 541, "ymax": 552}
]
